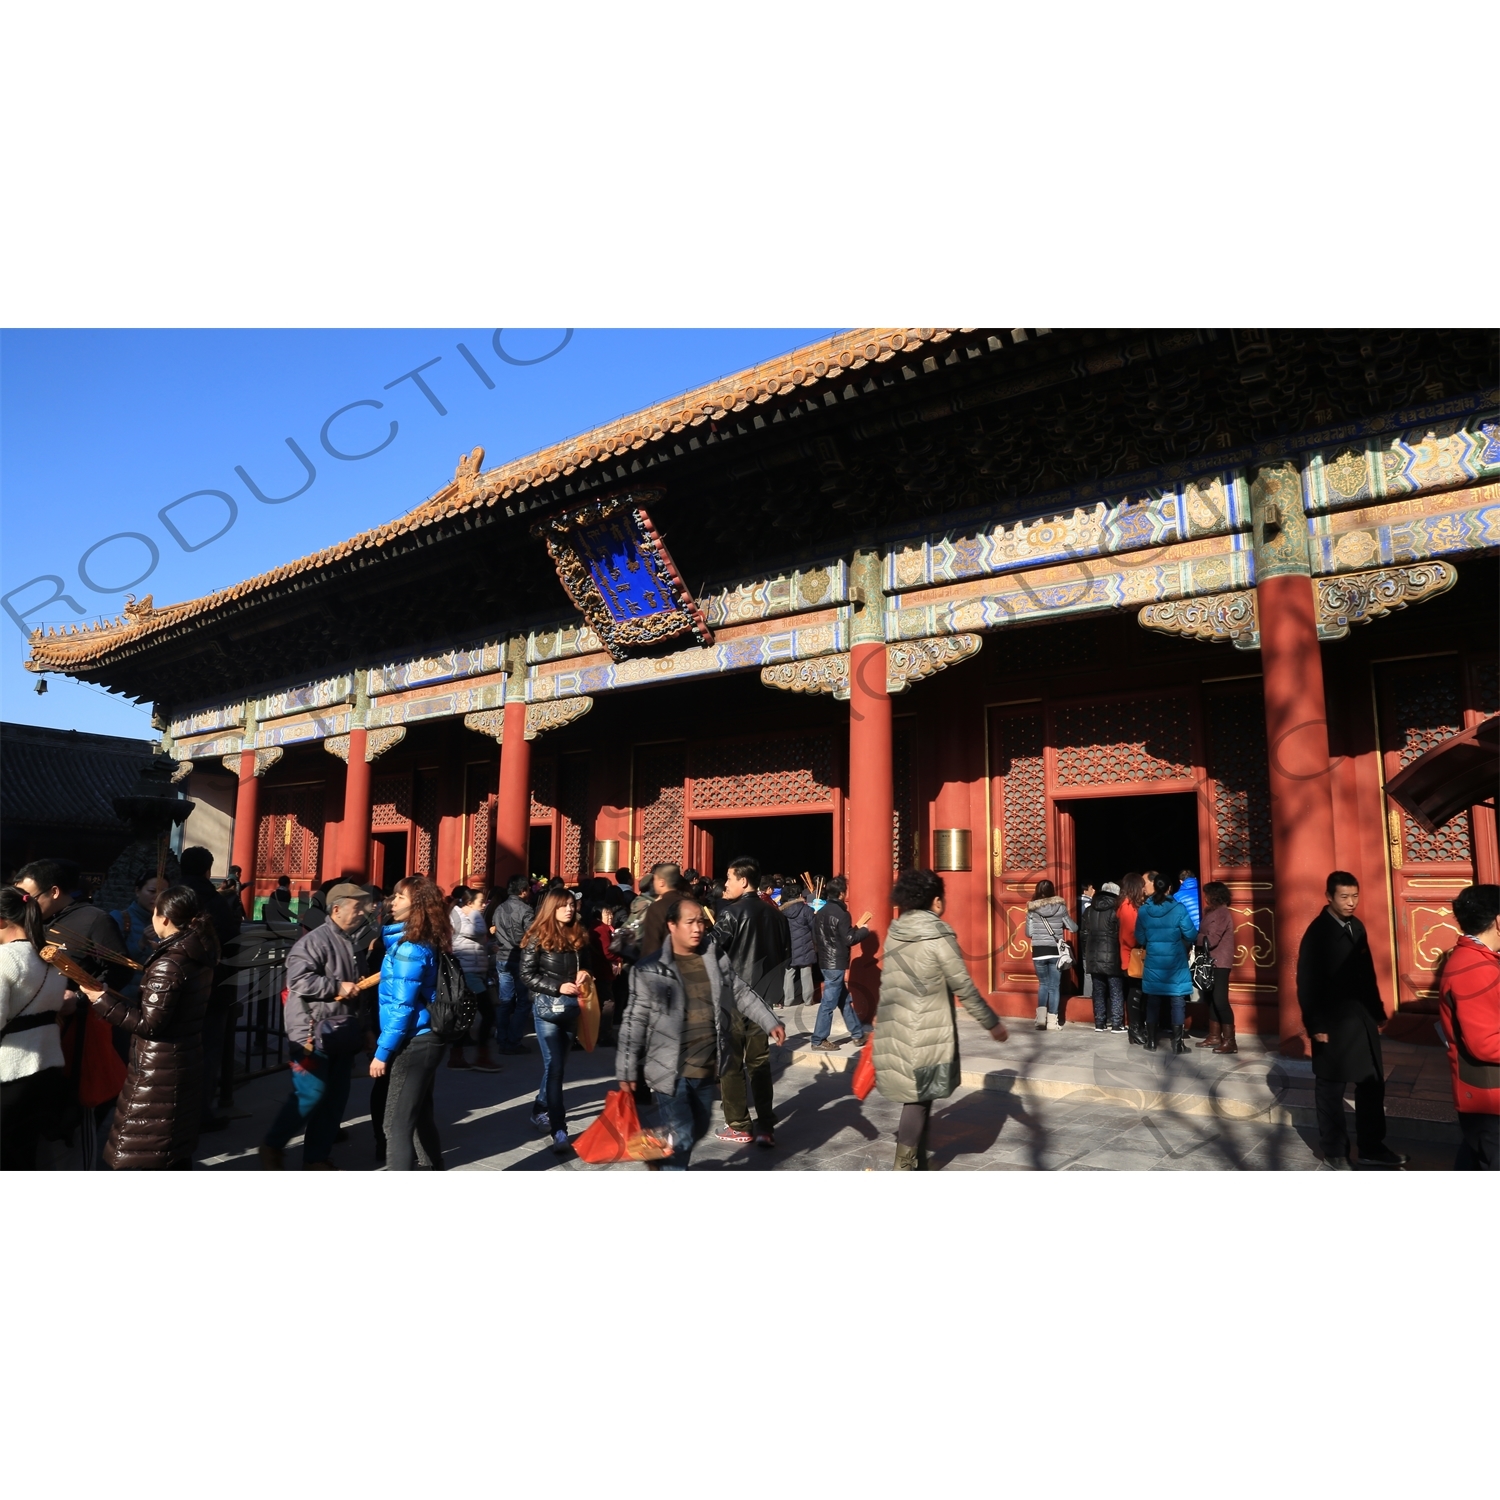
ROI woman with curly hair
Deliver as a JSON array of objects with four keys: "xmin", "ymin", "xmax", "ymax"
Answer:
[
  {"xmin": 520, "ymin": 888, "xmax": 600, "ymax": 1151},
  {"xmin": 370, "ymin": 875, "xmax": 451, "ymax": 1171}
]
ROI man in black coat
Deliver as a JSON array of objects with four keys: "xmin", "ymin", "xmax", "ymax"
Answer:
[
  {"xmin": 1296, "ymin": 870, "xmax": 1406, "ymax": 1169},
  {"xmin": 1080, "ymin": 881, "xmax": 1124, "ymax": 1033},
  {"xmin": 711, "ymin": 855, "xmax": 789, "ymax": 1147}
]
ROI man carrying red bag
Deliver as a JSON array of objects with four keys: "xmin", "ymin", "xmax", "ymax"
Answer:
[{"xmin": 615, "ymin": 897, "xmax": 785, "ymax": 1170}]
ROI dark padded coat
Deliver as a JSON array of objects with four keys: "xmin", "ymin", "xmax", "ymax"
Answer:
[
  {"xmin": 781, "ymin": 899, "xmax": 818, "ymax": 968},
  {"xmin": 1296, "ymin": 909, "xmax": 1385, "ymax": 1083},
  {"xmin": 91, "ymin": 919, "xmax": 218, "ymax": 1169},
  {"xmin": 1079, "ymin": 891, "xmax": 1122, "ymax": 976}
]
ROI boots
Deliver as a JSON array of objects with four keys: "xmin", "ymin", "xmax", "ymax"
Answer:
[
  {"xmin": 894, "ymin": 1143, "xmax": 921, "ymax": 1171},
  {"xmin": 1127, "ymin": 992, "xmax": 1144, "ymax": 1045},
  {"xmin": 448, "ymin": 1043, "xmax": 471, "ymax": 1069},
  {"xmin": 1213, "ymin": 1018, "xmax": 1239, "ymax": 1054},
  {"xmin": 1045, "ymin": 1012, "xmax": 1061, "ymax": 1030},
  {"xmin": 1197, "ymin": 1020, "xmax": 1222, "ymax": 1049},
  {"xmin": 1143, "ymin": 1025, "xmax": 1158, "ymax": 1051},
  {"xmin": 1035, "ymin": 1005, "xmax": 1047, "ymax": 1031},
  {"xmin": 1172, "ymin": 1026, "xmax": 1188, "ymax": 1053},
  {"xmin": 471, "ymin": 1042, "xmax": 503, "ymax": 1073}
]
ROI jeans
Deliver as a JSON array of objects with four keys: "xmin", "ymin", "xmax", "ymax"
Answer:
[
  {"xmin": 264, "ymin": 1049, "xmax": 355, "ymax": 1163},
  {"xmin": 534, "ymin": 1005, "xmax": 579, "ymax": 1133},
  {"xmin": 651, "ymin": 1075, "xmax": 717, "ymax": 1170},
  {"xmin": 813, "ymin": 968, "xmax": 868, "ymax": 1045},
  {"xmin": 1091, "ymin": 973, "xmax": 1125, "ymax": 1028},
  {"xmin": 1314, "ymin": 1074, "xmax": 1386, "ymax": 1161},
  {"xmin": 384, "ymin": 1030, "xmax": 445, "ymax": 1171},
  {"xmin": 783, "ymin": 965, "xmax": 818, "ymax": 1006},
  {"xmin": 1144, "ymin": 992, "xmax": 1187, "ymax": 1028},
  {"xmin": 720, "ymin": 1009, "xmax": 774, "ymax": 1131},
  {"xmin": 1034, "ymin": 960, "xmax": 1062, "ymax": 1013},
  {"xmin": 496, "ymin": 967, "xmax": 530, "ymax": 1046}
]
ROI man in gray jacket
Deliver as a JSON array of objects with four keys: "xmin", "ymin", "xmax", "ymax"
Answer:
[
  {"xmin": 259, "ymin": 883, "xmax": 374, "ymax": 1169},
  {"xmin": 616, "ymin": 898, "xmax": 785, "ymax": 1170}
]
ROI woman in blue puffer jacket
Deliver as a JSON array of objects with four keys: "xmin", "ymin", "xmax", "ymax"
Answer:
[
  {"xmin": 369, "ymin": 874, "xmax": 450, "ymax": 1170},
  {"xmin": 1135, "ymin": 872, "xmax": 1199, "ymax": 1053}
]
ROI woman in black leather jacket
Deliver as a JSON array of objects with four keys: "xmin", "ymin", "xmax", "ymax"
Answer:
[{"xmin": 520, "ymin": 890, "xmax": 598, "ymax": 1150}]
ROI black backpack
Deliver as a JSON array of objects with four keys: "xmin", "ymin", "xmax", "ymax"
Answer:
[{"xmin": 426, "ymin": 951, "xmax": 477, "ymax": 1044}]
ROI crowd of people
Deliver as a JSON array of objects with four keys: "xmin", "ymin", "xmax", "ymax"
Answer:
[{"xmin": 3, "ymin": 849, "xmax": 1497, "ymax": 1172}]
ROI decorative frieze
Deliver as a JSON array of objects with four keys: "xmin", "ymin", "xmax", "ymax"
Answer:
[
  {"xmin": 220, "ymin": 747, "xmax": 283, "ymax": 777},
  {"xmin": 323, "ymin": 727, "xmax": 407, "ymax": 763},
  {"xmin": 761, "ymin": 634, "xmax": 981, "ymax": 700},
  {"xmin": 462, "ymin": 697, "xmax": 595, "ymax": 743},
  {"xmin": 1316, "ymin": 561, "xmax": 1457, "ymax": 639},
  {"xmin": 1138, "ymin": 593, "xmax": 1259, "ymax": 649},
  {"xmin": 1304, "ymin": 411, "xmax": 1500, "ymax": 513},
  {"xmin": 1137, "ymin": 562, "xmax": 1459, "ymax": 650}
]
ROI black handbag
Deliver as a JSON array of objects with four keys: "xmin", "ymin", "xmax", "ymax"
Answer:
[{"xmin": 1190, "ymin": 948, "xmax": 1216, "ymax": 993}]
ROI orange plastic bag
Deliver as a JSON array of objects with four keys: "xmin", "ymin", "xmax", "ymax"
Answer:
[
  {"xmin": 852, "ymin": 1028, "xmax": 876, "ymax": 1100},
  {"xmin": 573, "ymin": 1087, "xmax": 673, "ymax": 1164},
  {"xmin": 576, "ymin": 970, "xmax": 600, "ymax": 1052}
]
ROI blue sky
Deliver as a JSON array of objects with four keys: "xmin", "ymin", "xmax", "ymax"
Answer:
[{"xmin": 0, "ymin": 328, "xmax": 836, "ymax": 737}]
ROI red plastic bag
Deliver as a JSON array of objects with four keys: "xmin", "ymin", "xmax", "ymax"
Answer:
[
  {"xmin": 573, "ymin": 1087, "xmax": 672, "ymax": 1163},
  {"xmin": 59, "ymin": 1006, "xmax": 127, "ymax": 1108},
  {"xmin": 852, "ymin": 1028, "xmax": 876, "ymax": 1100}
]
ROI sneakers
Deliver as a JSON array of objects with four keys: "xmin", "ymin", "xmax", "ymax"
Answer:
[
  {"xmin": 258, "ymin": 1144, "xmax": 284, "ymax": 1170},
  {"xmin": 753, "ymin": 1130, "xmax": 775, "ymax": 1149},
  {"xmin": 811, "ymin": 1038, "xmax": 843, "ymax": 1052},
  {"xmin": 1109, "ymin": 1024, "xmax": 1126, "ymax": 1033},
  {"xmin": 1093, "ymin": 1023, "xmax": 1107, "ymax": 1032},
  {"xmin": 529, "ymin": 1107, "xmax": 550, "ymax": 1130},
  {"xmin": 715, "ymin": 1124, "xmax": 753, "ymax": 1145},
  {"xmin": 1357, "ymin": 1142, "xmax": 1408, "ymax": 1168},
  {"xmin": 551, "ymin": 1130, "xmax": 571, "ymax": 1153}
]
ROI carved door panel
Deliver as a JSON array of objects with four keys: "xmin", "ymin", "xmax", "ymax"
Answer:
[
  {"xmin": 1376, "ymin": 657, "xmax": 1475, "ymax": 1009},
  {"xmin": 462, "ymin": 761, "xmax": 496, "ymax": 884},
  {"xmin": 256, "ymin": 783, "xmax": 324, "ymax": 886},
  {"xmin": 1202, "ymin": 687, "xmax": 1279, "ymax": 1009},
  {"xmin": 989, "ymin": 708, "xmax": 1047, "ymax": 994}
]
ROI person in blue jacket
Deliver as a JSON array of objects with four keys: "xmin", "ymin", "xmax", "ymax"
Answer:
[
  {"xmin": 1172, "ymin": 869, "xmax": 1202, "ymax": 928},
  {"xmin": 368, "ymin": 874, "xmax": 449, "ymax": 1170},
  {"xmin": 1136, "ymin": 873, "xmax": 1199, "ymax": 1052}
]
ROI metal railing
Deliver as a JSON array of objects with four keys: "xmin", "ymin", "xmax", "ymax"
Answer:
[{"xmin": 220, "ymin": 918, "xmax": 301, "ymax": 1086}]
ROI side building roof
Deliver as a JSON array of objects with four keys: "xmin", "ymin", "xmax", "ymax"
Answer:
[{"xmin": 0, "ymin": 721, "xmax": 159, "ymax": 832}]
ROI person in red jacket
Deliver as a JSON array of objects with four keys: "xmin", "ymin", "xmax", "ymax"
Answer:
[{"xmin": 1438, "ymin": 884, "xmax": 1500, "ymax": 1171}]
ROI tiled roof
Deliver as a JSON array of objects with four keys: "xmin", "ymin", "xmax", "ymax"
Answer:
[
  {"xmin": 0, "ymin": 721, "xmax": 159, "ymax": 829},
  {"xmin": 26, "ymin": 327, "xmax": 961, "ymax": 674}
]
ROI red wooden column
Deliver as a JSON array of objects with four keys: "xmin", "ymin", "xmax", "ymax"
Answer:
[
  {"xmin": 341, "ymin": 727, "xmax": 372, "ymax": 882},
  {"xmin": 1251, "ymin": 461, "xmax": 1337, "ymax": 1056},
  {"xmin": 230, "ymin": 746, "xmax": 261, "ymax": 919},
  {"xmin": 493, "ymin": 645, "xmax": 531, "ymax": 885},
  {"xmin": 846, "ymin": 549, "xmax": 892, "ymax": 1022},
  {"xmin": 435, "ymin": 724, "xmax": 465, "ymax": 890}
]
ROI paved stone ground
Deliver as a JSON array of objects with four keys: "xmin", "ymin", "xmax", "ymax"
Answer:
[{"xmin": 196, "ymin": 1003, "xmax": 1458, "ymax": 1172}]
